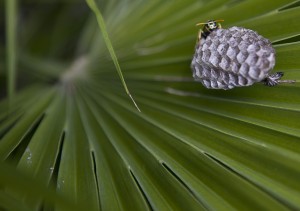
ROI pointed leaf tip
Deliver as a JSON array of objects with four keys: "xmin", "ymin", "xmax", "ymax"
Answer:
[{"xmin": 85, "ymin": 0, "xmax": 141, "ymax": 112}]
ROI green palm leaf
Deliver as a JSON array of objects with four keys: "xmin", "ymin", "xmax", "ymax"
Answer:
[{"xmin": 1, "ymin": 0, "xmax": 300, "ymax": 210}]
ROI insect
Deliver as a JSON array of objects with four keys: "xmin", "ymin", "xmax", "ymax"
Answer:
[
  {"xmin": 196, "ymin": 19, "xmax": 224, "ymax": 41},
  {"xmin": 191, "ymin": 20, "xmax": 295, "ymax": 89}
]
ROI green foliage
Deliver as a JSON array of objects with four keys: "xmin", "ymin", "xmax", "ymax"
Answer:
[
  {"xmin": 1, "ymin": 0, "xmax": 300, "ymax": 210},
  {"xmin": 5, "ymin": 0, "xmax": 17, "ymax": 104}
]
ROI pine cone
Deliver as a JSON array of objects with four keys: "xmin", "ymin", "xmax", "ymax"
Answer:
[{"xmin": 191, "ymin": 26, "xmax": 276, "ymax": 89}]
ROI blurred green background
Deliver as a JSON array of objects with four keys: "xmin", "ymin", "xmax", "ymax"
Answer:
[{"xmin": 1, "ymin": 0, "xmax": 300, "ymax": 210}]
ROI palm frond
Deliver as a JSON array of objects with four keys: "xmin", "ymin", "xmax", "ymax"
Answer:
[{"xmin": 1, "ymin": 0, "xmax": 300, "ymax": 210}]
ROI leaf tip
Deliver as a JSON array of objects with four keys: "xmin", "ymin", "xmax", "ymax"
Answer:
[{"xmin": 128, "ymin": 93, "xmax": 141, "ymax": 112}]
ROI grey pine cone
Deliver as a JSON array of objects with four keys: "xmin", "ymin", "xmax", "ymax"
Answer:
[{"xmin": 191, "ymin": 26, "xmax": 276, "ymax": 89}]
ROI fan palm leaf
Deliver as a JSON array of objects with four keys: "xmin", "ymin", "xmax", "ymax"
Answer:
[{"xmin": 1, "ymin": 0, "xmax": 300, "ymax": 210}]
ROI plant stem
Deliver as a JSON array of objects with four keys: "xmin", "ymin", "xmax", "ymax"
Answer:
[{"xmin": 5, "ymin": 0, "xmax": 17, "ymax": 106}]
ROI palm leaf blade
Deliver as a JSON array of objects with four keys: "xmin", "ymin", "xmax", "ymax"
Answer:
[{"xmin": 1, "ymin": 0, "xmax": 300, "ymax": 209}]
